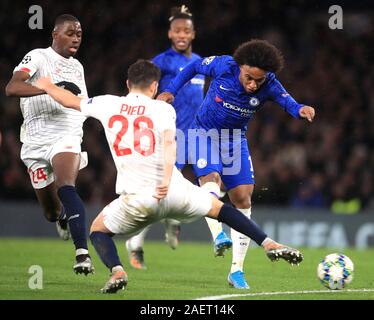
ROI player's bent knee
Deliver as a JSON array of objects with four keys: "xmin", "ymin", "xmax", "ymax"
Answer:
[
  {"xmin": 236, "ymin": 200, "xmax": 251, "ymax": 209},
  {"xmin": 231, "ymin": 196, "xmax": 251, "ymax": 209}
]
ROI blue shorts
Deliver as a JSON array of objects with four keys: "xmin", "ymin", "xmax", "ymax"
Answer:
[{"xmin": 187, "ymin": 129, "xmax": 255, "ymax": 190}]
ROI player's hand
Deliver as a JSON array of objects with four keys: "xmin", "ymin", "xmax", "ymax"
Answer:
[
  {"xmin": 55, "ymin": 81, "xmax": 81, "ymax": 96},
  {"xmin": 153, "ymin": 184, "xmax": 169, "ymax": 201},
  {"xmin": 157, "ymin": 92, "xmax": 174, "ymax": 104},
  {"xmin": 299, "ymin": 105, "xmax": 315, "ymax": 122},
  {"xmin": 34, "ymin": 76, "xmax": 53, "ymax": 91}
]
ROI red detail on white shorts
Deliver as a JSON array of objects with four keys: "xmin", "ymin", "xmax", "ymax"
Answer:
[
  {"xmin": 19, "ymin": 67, "xmax": 31, "ymax": 73},
  {"xmin": 28, "ymin": 168, "xmax": 48, "ymax": 184}
]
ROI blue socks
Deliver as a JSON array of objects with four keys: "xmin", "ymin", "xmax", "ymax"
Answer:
[
  {"xmin": 217, "ymin": 204, "xmax": 267, "ymax": 246},
  {"xmin": 57, "ymin": 185, "xmax": 88, "ymax": 250},
  {"xmin": 90, "ymin": 231, "xmax": 122, "ymax": 271}
]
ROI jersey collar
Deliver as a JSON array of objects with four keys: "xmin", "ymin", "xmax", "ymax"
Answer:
[{"xmin": 47, "ymin": 47, "xmax": 73, "ymax": 60}]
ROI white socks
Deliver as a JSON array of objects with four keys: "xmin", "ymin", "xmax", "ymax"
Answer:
[
  {"xmin": 230, "ymin": 207, "xmax": 252, "ymax": 273},
  {"xmin": 201, "ymin": 182, "xmax": 223, "ymax": 240},
  {"xmin": 76, "ymin": 248, "xmax": 89, "ymax": 256},
  {"xmin": 205, "ymin": 217, "xmax": 224, "ymax": 240}
]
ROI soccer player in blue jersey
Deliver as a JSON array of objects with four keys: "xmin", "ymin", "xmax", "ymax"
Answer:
[
  {"xmin": 158, "ymin": 39, "xmax": 315, "ymax": 289},
  {"xmin": 125, "ymin": 5, "xmax": 232, "ymax": 270}
]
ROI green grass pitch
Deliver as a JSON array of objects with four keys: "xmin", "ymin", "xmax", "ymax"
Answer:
[{"xmin": 0, "ymin": 238, "xmax": 373, "ymax": 300}]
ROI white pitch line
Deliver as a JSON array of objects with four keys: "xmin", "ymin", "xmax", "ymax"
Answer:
[{"xmin": 196, "ymin": 288, "xmax": 374, "ymax": 300}]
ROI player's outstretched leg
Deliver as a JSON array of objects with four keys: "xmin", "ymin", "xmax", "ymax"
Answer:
[
  {"xmin": 126, "ymin": 227, "xmax": 149, "ymax": 270},
  {"xmin": 212, "ymin": 202, "xmax": 304, "ymax": 265},
  {"xmin": 202, "ymin": 182, "xmax": 232, "ymax": 257},
  {"xmin": 90, "ymin": 231, "xmax": 128, "ymax": 293},
  {"xmin": 163, "ymin": 219, "xmax": 181, "ymax": 250}
]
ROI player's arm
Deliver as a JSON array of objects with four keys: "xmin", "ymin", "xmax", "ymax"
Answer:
[
  {"xmin": 270, "ymin": 78, "xmax": 315, "ymax": 122},
  {"xmin": 156, "ymin": 60, "xmax": 200, "ymax": 103},
  {"xmin": 5, "ymin": 71, "xmax": 46, "ymax": 97},
  {"xmin": 157, "ymin": 55, "xmax": 223, "ymax": 103},
  {"xmin": 33, "ymin": 76, "xmax": 82, "ymax": 111},
  {"xmin": 153, "ymin": 128, "xmax": 176, "ymax": 201}
]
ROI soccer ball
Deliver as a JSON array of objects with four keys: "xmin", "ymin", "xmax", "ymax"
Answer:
[{"xmin": 317, "ymin": 253, "xmax": 354, "ymax": 290}]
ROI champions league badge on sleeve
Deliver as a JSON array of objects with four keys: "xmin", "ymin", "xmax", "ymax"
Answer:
[{"xmin": 202, "ymin": 56, "xmax": 216, "ymax": 65}]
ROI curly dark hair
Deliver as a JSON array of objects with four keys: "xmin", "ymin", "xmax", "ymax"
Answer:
[{"xmin": 233, "ymin": 39, "xmax": 284, "ymax": 73}]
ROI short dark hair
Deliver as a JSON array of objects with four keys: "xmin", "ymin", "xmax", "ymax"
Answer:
[
  {"xmin": 169, "ymin": 5, "xmax": 193, "ymax": 23},
  {"xmin": 127, "ymin": 59, "xmax": 161, "ymax": 89},
  {"xmin": 233, "ymin": 39, "xmax": 284, "ymax": 73},
  {"xmin": 54, "ymin": 14, "xmax": 79, "ymax": 28}
]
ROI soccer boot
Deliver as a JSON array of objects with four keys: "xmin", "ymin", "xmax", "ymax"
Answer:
[
  {"xmin": 214, "ymin": 231, "xmax": 233, "ymax": 257},
  {"xmin": 56, "ymin": 218, "xmax": 70, "ymax": 241},
  {"xmin": 101, "ymin": 270, "xmax": 128, "ymax": 294},
  {"xmin": 128, "ymin": 249, "xmax": 147, "ymax": 270},
  {"xmin": 73, "ymin": 254, "xmax": 95, "ymax": 275},
  {"xmin": 228, "ymin": 271, "xmax": 250, "ymax": 289},
  {"xmin": 266, "ymin": 244, "xmax": 304, "ymax": 265},
  {"xmin": 164, "ymin": 220, "xmax": 181, "ymax": 250}
]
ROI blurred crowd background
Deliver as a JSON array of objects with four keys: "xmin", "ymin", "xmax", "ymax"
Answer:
[{"xmin": 1, "ymin": 0, "xmax": 373, "ymax": 214}]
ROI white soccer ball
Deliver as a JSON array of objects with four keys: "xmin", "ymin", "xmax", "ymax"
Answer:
[{"xmin": 317, "ymin": 253, "xmax": 354, "ymax": 290}]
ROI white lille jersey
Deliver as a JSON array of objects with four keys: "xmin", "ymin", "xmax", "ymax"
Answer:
[
  {"xmin": 14, "ymin": 47, "xmax": 88, "ymax": 145},
  {"xmin": 80, "ymin": 92, "xmax": 212, "ymax": 236},
  {"xmin": 80, "ymin": 93, "xmax": 176, "ymax": 195}
]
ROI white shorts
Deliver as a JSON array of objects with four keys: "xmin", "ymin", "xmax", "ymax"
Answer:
[
  {"xmin": 21, "ymin": 135, "xmax": 88, "ymax": 189},
  {"xmin": 102, "ymin": 169, "xmax": 212, "ymax": 237}
]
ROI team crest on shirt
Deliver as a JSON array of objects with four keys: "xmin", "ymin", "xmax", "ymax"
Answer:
[
  {"xmin": 249, "ymin": 97, "xmax": 260, "ymax": 107},
  {"xmin": 21, "ymin": 55, "xmax": 31, "ymax": 64},
  {"xmin": 197, "ymin": 158, "xmax": 207, "ymax": 169}
]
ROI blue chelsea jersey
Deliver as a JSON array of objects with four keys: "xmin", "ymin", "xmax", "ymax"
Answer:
[
  {"xmin": 166, "ymin": 55, "xmax": 303, "ymax": 134},
  {"xmin": 152, "ymin": 48, "xmax": 205, "ymax": 133}
]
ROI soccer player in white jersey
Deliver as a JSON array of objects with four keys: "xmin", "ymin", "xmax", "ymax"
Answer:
[
  {"xmin": 5, "ymin": 14, "xmax": 94, "ymax": 275},
  {"xmin": 34, "ymin": 59, "xmax": 303, "ymax": 293}
]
